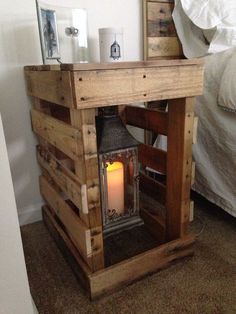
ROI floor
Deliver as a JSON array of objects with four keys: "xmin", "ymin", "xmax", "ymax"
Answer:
[{"xmin": 21, "ymin": 195, "xmax": 236, "ymax": 314}]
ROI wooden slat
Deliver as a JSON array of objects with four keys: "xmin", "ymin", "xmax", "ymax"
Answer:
[
  {"xmin": 31, "ymin": 109, "xmax": 82, "ymax": 160},
  {"xmin": 140, "ymin": 207, "xmax": 166, "ymax": 243},
  {"xmin": 147, "ymin": 2, "xmax": 176, "ymax": 37},
  {"xmin": 70, "ymin": 108, "xmax": 104, "ymax": 271},
  {"xmin": 60, "ymin": 59, "xmax": 203, "ymax": 71},
  {"xmin": 42, "ymin": 205, "xmax": 91, "ymax": 291},
  {"xmin": 139, "ymin": 143, "xmax": 167, "ymax": 174},
  {"xmin": 89, "ymin": 234, "xmax": 195, "ymax": 300},
  {"xmin": 25, "ymin": 70, "xmax": 74, "ymax": 107},
  {"xmin": 148, "ymin": 37, "xmax": 182, "ymax": 58},
  {"xmin": 39, "ymin": 176, "xmax": 93, "ymax": 262},
  {"xmin": 125, "ymin": 106, "xmax": 168, "ymax": 135},
  {"xmin": 24, "ymin": 65, "xmax": 60, "ymax": 71},
  {"xmin": 143, "ymin": 0, "xmax": 182, "ymax": 60},
  {"xmin": 140, "ymin": 173, "xmax": 166, "ymax": 205},
  {"xmin": 72, "ymin": 63, "xmax": 204, "ymax": 108},
  {"xmin": 166, "ymin": 97, "xmax": 195, "ymax": 240},
  {"xmin": 37, "ymin": 146, "xmax": 88, "ymax": 213}
]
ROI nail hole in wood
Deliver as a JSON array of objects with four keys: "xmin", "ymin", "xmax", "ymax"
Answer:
[
  {"xmin": 143, "ymin": 93, "xmax": 147, "ymax": 97},
  {"xmin": 143, "ymin": 74, "xmax": 146, "ymax": 78},
  {"xmin": 80, "ymin": 97, "xmax": 85, "ymax": 101},
  {"xmin": 79, "ymin": 77, "xmax": 83, "ymax": 81}
]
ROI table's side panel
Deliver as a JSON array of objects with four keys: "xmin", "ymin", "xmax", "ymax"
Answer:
[
  {"xmin": 72, "ymin": 64, "xmax": 203, "ymax": 109},
  {"xmin": 31, "ymin": 97, "xmax": 104, "ymax": 272},
  {"xmin": 25, "ymin": 70, "xmax": 75, "ymax": 108}
]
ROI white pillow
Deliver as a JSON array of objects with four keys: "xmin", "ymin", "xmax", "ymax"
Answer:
[{"xmin": 173, "ymin": 0, "xmax": 236, "ymax": 57}]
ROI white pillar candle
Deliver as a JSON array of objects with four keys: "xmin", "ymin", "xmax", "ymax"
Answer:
[
  {"xmin": 107, "ymin": 162, "xmax": 124, "ymax": 215},
  {"xmin": 99, "ymin": 28, "xmax": 124, "ymax": 63}
]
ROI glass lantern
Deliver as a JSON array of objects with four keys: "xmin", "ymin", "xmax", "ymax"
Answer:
[{"xmin": 96, "ymin": 107, "xmax": 142, "ymax": 235}]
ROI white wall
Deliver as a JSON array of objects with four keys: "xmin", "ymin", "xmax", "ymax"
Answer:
[
  {"xmin": 0, "ymin": 0, "xmax": 143, "ymax": 225},
  {"xmin": 0, "ymin": 114, "xmax": 37, "ymax": 314}
]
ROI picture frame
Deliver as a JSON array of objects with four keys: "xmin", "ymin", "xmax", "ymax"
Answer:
[
  {"xmin": 36, "ymin": 1, "xmax": 60, "ymax": 63},
  {"xmin": 143, "ymin": 0, "xmax": 182, "ymax": 60}
]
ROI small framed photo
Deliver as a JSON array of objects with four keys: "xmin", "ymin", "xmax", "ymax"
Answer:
[{"xmin": 36, "ymin": 1, "xmax": 60, "ymax": 63}]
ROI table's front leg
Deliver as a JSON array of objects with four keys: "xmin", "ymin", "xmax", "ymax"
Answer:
[{"xmin": 166, "ymin": 97, "xmax": 195, "ymax": 241}]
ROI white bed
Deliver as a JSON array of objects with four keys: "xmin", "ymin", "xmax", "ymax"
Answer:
[{"xmin": 172, "ymin": 0, "xmax": 236, "ymax": 217}]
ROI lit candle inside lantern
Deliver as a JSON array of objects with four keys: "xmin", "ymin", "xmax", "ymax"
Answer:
[{"xmin": 106, "ymin": 162, "xmax": 124, "ymax": 215}]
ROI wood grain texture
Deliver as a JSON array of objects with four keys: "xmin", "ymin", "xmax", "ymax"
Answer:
[
  {"xmin": 140, "ymin": 173, "xmax": 166, "ymax": 205},
  {"xmin": 140, "ymin": 207, "xmax": 166, "ymax": 243},
  {"xmin": 148, "ymin": 37, "xmax": 182, "ymax": 58},
  {"xmin": 166, "ymin": 97, "xmax": 195, "ymax": 240},
  {"xmin": 39, "ymin": 176, "xmax": 93, "ymax": 263},
  {"xmin": 139, "ymin": 143, "xmax": 167, "ymax": 174},
  {"xmin": 125, "ymin": 106, "xmax": 168, "ymax": 135},
  {"xmin": 42, "ymin": 205, "xmax": 91, "ymax": 291},
  {"xmin": 143, "ymin": 0, "xmax": 182, "ymax": 60},
  {"xmin": 89, "ymin": 234, "xmax": 195, "ymax": 300},
  {"xmin": 70, "ymin": 108, "xmax": 104, "ymax": 271},
  {"xmin": 37, "ymin": 146, "xmax": 87, "ymax": 212},
  {"xmin": 60, "ymin": 59, "xmax": 203, "ymax": 71},
  {"xmin": 25, "ymin": 70, "xmax": 74, "ymax": 107},
  {"xmin": 31, "ymin": 109, "xmax": 82, "ymax": 160},
  {"xmin": 72, "ymin": 64, "xmax": 203, "ymax": 108},
  {"xmin": 147, "ymin": 2, "xmax": 176, "ymax": 37}
]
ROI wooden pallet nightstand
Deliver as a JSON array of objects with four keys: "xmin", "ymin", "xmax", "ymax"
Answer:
[{"xmin": 24, "ymin": 59, "xmax": 203, "ymax": 299}]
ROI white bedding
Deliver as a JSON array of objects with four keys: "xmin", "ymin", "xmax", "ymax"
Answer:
[
  {"xmin": 171, "ymin": 0, "xmax": 236, "ymax": 217},
  {"xmin": 193, "ymin": 49, "xmax": 236, "ymax": 217},
  {"xmin": 173, "ymin": 0, "xmax": 236, "ymax": 57}
]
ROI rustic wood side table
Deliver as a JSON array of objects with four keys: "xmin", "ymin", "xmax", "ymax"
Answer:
[{"xmin": 25, "ymin": 59, "xmax": 203, "ymax": 299}]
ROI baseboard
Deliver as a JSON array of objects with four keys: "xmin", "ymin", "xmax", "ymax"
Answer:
[{"xmin": 18, "ymin": 202, "xmax": 43, "ymax": 226}]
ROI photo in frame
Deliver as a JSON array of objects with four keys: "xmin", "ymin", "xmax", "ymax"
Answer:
[{"xmin": 36, "ymin": 1, "xmax": 60, "ymax": 63}]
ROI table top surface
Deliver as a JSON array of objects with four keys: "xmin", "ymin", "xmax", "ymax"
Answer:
[{"xmin": 24, "ymin": 59, "xmax": 204, "ymax": 72}]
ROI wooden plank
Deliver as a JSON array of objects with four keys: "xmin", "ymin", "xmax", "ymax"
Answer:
[
  {"xmin": 39, "ymin": 176, "xmax": 95, "ymax": 264},
  {"xmin": 140, "ymin": 173, "xmax": 166, "ymax": 205},
  {"xmin": 125, "ymin": 106, "xmax": 168, "ymax": 135},
  {"xmin": 89, "ymin": 235, "xmax": 195, "ymax": 300},
  {"xmin": 60, "ymin": 59, "xmax": 203, "ymax": 71},
  {"xmin": 140, "ymin": 207, "xmax": 166, "ymax": 243},
  {"xmin": 166, "ymin": 97, "xmax": 195, "ymax": 241},
  {"xmin": 70, "ymin": 108, "xmax": 104, "ymax": 271},
  {"xmin": 25, "ymin": 70, "xmax": 74, "ymax": 107},
  {"xmin": 42, "ymin": 205, "xmax": 91, "ymax": 291},
  {"xmin": 37, "ymin": 146, "xmax": 89, "ymax": 213},
  {"xmin": 24, "ymin": 65, "xmax": 60, "ymax": 71},
  {"xmin": 143, "ymin": 0, "xmax": 182, "ymax": 60},
  {"xmin": 139, "ymin": 143, "xmax": 167, "ymax": 174},
  {"xmin": 72, "ymin": 64, "xmax": 203, "ymax": 108},
  {"xmin": 147, "ymin": 2, "xmax": 176, "ymax": 37},
  {"xmin": 31, "ymin": 109, "xmax": 82, "ymax": 160},
  {"xmin": 148, "ymin": 37, "xmax": 182, "ymax": 58}
]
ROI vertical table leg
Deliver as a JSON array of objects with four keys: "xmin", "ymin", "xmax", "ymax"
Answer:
[
  {"xmin": 70, "ymin": 108, "xmax": 104, "ymax": 271},
  {"xmin": 166, "ymin": 97, "xmax": 194, "ymax": 241}
]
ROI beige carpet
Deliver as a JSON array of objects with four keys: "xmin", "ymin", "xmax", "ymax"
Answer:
[{"xmin": 21, "ymin": 195, "xmax": 236, "ymax": 314}]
